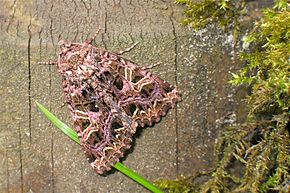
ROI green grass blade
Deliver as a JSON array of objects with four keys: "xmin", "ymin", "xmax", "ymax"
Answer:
[
  {"xmin": 35, "ymin": 101, "xmax": 80, "ymax": 144},
  {"xmin": 114, "ymin": 162, "xmax": 164, "ymax": 193},
  {"xmin": 35, "ymin": 101, "xmax": 163, "ymax": 193}
]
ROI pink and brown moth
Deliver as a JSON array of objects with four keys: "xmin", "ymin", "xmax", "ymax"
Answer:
[{"xmin": 41, "ymin": 29, "xmax": 181, "ymax": 174}]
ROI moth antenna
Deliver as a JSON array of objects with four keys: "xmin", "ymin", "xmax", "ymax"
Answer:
[
  {"xmin": 116, "ymin": 42, "xmax": 139, "ymax": 55},
  {"xmin": 38, "ymin": 61, "xmax": 57, "ymax": 65},
  {"xmin": 87, "ymin": 27, "xmax": 101, "ymax": 44},
  {"xmin": 142, "ymin": 62, "xmax": 162, "ymax": 70}
]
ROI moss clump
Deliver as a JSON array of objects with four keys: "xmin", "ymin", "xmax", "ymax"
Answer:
[
  {"xmin": 155, "ymin": 176, "xmax": 195, "ymax": 193},
  {"xmin": 156, "ymin": 1, "xmax": 289, "ymax": 192},
  {"xmin": 176, "ymin": 0, "xmax": 248, "ymax": 39},
  {"xmin": 231, "ymin": 7, "xmax": 289, "ymax": 113}
]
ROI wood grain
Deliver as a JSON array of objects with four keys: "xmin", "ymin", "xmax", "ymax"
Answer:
[{"xmin": 0, "ymin": 0, "xmax": 256, "ymax": 192}]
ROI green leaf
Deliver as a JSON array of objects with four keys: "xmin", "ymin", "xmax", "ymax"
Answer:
[{"xmin": 35, "ymin": 100, "xmax": 164, "ymax": 193}]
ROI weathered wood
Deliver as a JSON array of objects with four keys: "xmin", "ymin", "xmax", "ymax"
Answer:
[{"xmin": 0, "ymin": 0, "xmax": 266, "ymax": 192}]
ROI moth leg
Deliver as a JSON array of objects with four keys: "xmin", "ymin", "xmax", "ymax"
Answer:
[
  {"xmin": 38, "ymin": 61, "xmax": 57, "ymax": 65},
  {"xmin": 87, "ymin": 27, "xmax": 101, "ymax": 44},
  {"xmin": 55, "ymin": 102, "xmax": 66, "ymax": 110},
  {"xmin": 116, "ymin": 42, "xmax": 139, "ymax": 55},
  {"xmin": 141, "ymin": 62, "xmax": 162, "ymax": 70}
]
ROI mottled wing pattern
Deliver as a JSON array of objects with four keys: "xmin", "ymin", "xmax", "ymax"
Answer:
[{"xmin": 53, "ymin": 34, "xmax": 180, "ymax": 174}]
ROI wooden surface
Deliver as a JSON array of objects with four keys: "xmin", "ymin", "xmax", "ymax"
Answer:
[{"xmin": 0, "ymin": 0, "xmax": 257, "ymax": 192}]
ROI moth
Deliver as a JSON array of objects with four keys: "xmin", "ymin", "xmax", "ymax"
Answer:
[{"xmin": 41, "ymin": 29, "xmax": 181, "ymax": 174}]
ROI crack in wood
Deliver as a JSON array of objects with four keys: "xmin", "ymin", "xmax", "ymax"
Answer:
[
  {"xmin": 170, "ymin": 10, "xmax": 180, "ymax": 176},
  {"xmin": 27, "ymin": 18, "xmax": 32, "ymax": 145},
  {"xmin": 18, "ymin": 125, "xmax": 24, "ymax": 193}
]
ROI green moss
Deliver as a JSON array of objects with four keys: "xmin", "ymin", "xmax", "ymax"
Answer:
[
  {"xmin": 155, "ymin": 177, "xmax": 194, "ymax": 193},
  {"xmin": 176, "ymin": 0, "xmax": 247, "ymax": 40},
  {"xmin": 230, "ymin": 7, "xmax": 290, "ymax": 113},
  {"xmin": 157, "ymin": 1, "xmax": 289, "ymax": 192}
]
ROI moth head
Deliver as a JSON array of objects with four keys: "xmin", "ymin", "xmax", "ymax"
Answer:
[
  {"xmin": 58, "ymin": 40, "xmax": 72, "ymax": 54},
  {"xmin": 58, "ymin": 39, "xmax": 81, "ymax": 65}
]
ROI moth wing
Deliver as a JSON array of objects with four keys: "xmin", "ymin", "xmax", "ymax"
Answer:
[
  {"xmin": 67, "ymin": 82, "xmax": 135, "ymax": 174},
  {"xmin": 107, "ymin": 58, "xmax": 181, "ymax": 127},
  {"xmin": 73, "ymin": 107, "xmax": 134, "ymax": 174}
]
